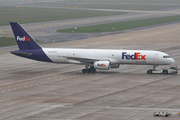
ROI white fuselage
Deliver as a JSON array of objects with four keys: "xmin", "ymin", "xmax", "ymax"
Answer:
[
  {"xmin": 43, "ymin": 48, "xmax": 175, "ymax": 65},
  {"xmin": 10, "ymin": 22, "xmax": 175, "ymax": 73}
]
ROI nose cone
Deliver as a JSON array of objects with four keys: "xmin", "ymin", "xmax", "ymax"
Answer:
[{"xmin": 170, "ymin": 58, "xmax": 175, "ymax": 63}]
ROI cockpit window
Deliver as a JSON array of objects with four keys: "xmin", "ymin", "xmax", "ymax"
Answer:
[{"xmin": 163, "ymin": 56, "xmax": 170, "ymax": 58}]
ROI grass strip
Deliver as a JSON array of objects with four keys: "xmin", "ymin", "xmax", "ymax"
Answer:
[
  {"xmin": 46, "ymin": 3, "xmax": 177, "ymax": 11},
  {"xmin": 0, "ymin": 37, "xmax": 39, "ymax": 47},
  {"xmin": 0, "ymin": 37, "xmax": 16, "ymax": 47},
  {"xmin": 0, "ymin": 6, "xmax": 125, "ymax": 26},
  {"xmin": 57, "ymin": 15, "xmax": 180, "ymax": 33}
]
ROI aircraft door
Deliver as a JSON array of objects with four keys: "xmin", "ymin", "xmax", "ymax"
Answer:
[{"xmin": 153, "ymin": 53, "xmax": 159, "ymax": 63}]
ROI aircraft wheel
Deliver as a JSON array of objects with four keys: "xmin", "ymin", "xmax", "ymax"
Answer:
[
  {"xmin": 82, "ymin": 69, "xmax": 87, "ymax": 73},
  {"xmin": 91, "ymin": 68, "xmax": 96, "ymax": 73},
  {"xmin": 87, "ymin": 68, "xmax": 92, "ymax": 73}
]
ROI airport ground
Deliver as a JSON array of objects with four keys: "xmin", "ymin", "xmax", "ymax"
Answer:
[
  {"xmin": 1, "ymin": 0, "xmax": 180, "ymax": 120},
  {"xmin": 1, "ymin": 21, "xmax": 180, "ymax": 120},
  {"xmin": 1, "ymin": 1, "xmax": 180, "ymax": 46}
]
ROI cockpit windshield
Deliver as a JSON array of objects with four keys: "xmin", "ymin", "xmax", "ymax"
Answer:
[{"xmin": 163, "ymin": 56, "xmax": 170, "ymax": 58}]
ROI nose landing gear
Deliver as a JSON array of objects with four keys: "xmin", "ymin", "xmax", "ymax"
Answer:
[
  {"xmin": 147, "ymin": 65, "xmax": 158, "ymax": 74},
  {"xmin": 153, "ymin": 65, "xmax": 158, "ymax": 70}
]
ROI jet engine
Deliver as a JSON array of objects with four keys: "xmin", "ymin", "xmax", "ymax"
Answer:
[{"xmin": 94, "ymin": 61, "xmax": 110, "ymax": 70}]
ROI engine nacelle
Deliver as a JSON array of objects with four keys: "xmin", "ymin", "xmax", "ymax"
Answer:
[
  {"xmin": 111, "ymin": 64, "xmax": 120, "ymax": 68},
  {"xmin": 94, "ymin": 61, "xmax": 110, "ymax": 70}
]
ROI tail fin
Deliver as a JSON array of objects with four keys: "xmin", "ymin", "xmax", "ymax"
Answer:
[{"xmin": 10, "ymin": 22, "xmax": 41, "ymax": 50}]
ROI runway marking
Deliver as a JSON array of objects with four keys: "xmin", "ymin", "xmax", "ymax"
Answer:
[
  {"xmin": 121, "ymin": 108, "xmax": 145, "ymax": 119},
  {"xmin": 0, "ymin": 74, "xmax": 81, "ymax": 93},
  {"xmin": 107, "ymin": 106, "xmax": 180, "ymax": 111},
  {"xmin": 0, "ymin": 68, "xmax": 82, "ymax": 87}
]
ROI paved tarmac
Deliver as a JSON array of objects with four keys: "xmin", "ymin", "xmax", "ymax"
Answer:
[
  {"xmin": 1, "ymin": 1, "xmax": 180, "ymax": 119},
  {"xmin": 0, "ymin": 21, "xmax": 180, "ymax": 120}
]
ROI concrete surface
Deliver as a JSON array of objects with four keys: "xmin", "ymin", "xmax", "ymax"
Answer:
[
  {"xmin": 1, "ymin": 1, "xmax": 180, "ymax": 119},
  {"xmin": 0, "ymin": 21, "xmax": 180, "ymax": 120}
]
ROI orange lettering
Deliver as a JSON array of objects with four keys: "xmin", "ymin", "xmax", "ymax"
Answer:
[{"xmin": 136, "ymin": 52, "xmax": 140, "ymax": 60}]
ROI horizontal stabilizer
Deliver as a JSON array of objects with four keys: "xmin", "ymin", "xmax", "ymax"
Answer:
[{"xmin": 11, "ymin": 51, "xmax": 32, "ymax": 56}]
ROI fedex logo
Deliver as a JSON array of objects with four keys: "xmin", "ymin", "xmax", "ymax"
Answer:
[
  {"xmin": 122, "ymin": 52, "xmax": 146, "ymax": 60},
  {"xmin": 98, "ymin": 63, "xmax": 106, "ymax": 67},
  {"xmin": 17, "ymin": 36, "xmax": 30, "ymax": 41}
]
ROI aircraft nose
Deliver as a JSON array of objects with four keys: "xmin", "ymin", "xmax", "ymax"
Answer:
[{"xmin": 171, "ymin": 58, "xmax": 175, "ymax": 63}]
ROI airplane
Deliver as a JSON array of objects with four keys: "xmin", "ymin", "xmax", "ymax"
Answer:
[{"xmin": 10, "ymin": 22, "xmax": 175, "ymax": 73}]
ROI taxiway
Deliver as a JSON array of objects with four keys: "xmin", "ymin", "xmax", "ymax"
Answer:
[{"xmin": 0, "ymin": 21, "xmax": 180, "ymax": 120}]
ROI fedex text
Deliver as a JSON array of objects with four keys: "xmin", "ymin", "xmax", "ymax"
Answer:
[
  {"xmin": 97, "ymin": 63, "xmax": 106, "ymax": 67},
  {"xmin": 17, "ymin": 36, "xmax": 30, "ymax": 41},
  {"xmin": 122, "ymin": 52, "xmax": 146, "ymax": 60}
]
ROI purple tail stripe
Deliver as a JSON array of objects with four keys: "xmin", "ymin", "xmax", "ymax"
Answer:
[
  {"xmin": 10, "ymin": 22, "xmax": 52, "ymax": 62},
  {"xmin": 10, "ymin": 22, "xmax": 41, "ymax": 50}
]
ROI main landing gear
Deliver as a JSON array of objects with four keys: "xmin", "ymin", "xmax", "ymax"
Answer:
[
  {"xmin": 82, "ymin": 66, "xmax": 96, "ymax": 73},
  {"xmin": 82, "ymin": 63, "xmax": 96, "ymax": 73}
]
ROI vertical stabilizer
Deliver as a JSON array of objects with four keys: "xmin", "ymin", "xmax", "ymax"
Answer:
[{"xmin": 10, "ymin": 22, "xmax": 41, "ymax": 50}]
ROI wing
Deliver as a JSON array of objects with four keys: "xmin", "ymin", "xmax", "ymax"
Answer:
[{"xmin": 58, "ymin": 56, "xmax": 109, "ymax": 63}]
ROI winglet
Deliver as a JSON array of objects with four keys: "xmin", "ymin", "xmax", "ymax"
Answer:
[{"xmin": 10, "ymin": 22, "xmax": 41, "ymax": 50}]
